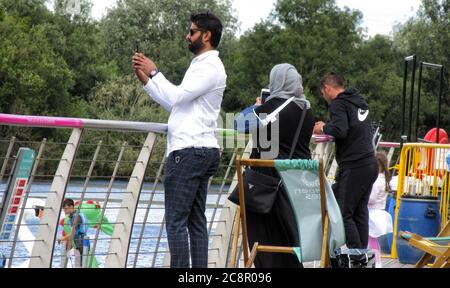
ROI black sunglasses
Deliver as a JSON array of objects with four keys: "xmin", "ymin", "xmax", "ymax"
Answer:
[{"xmin": 189, "ymin": 28, "xmax": 205, "ymax": 36}]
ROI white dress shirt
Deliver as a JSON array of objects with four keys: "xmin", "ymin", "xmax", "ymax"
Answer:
[{"xmin": 143, "ymin": 50, "xmax": 226, "ymax": 156}]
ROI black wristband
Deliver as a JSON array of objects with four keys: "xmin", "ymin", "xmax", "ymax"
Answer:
[{"xmin": 149, "ymin": 69, "xmax": 159, "ymax": 79}]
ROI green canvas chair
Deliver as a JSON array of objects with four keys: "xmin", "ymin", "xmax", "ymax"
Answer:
[{"xmin": 234, "ymin": 158, "xmax": 345, "ymax": 268}]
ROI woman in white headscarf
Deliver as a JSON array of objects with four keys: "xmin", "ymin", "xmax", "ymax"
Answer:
[{"xmin": 232, "ymin": 64, "xmax": 315, "ymax": 267}]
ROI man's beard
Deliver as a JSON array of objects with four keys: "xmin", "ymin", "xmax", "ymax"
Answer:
[{"xmin": 188, "ymin": 37, "xmax": 204, "ymax": 55}]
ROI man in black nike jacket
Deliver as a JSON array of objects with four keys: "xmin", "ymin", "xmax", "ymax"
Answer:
[{"xmin": 314, "ymin": 73, "xmax": 378, "ymax": 249}]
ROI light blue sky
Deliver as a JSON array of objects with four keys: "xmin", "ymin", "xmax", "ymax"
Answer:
[{"xmin": 86, "ymin": 0, "xmax": 421, "ymax": 37}]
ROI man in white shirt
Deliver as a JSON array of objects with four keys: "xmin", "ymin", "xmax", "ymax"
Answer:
[{"xmin": 132, "ymin": 11, "xmax": 226, "ymax": 268}]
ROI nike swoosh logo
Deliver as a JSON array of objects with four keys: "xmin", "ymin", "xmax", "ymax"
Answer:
[{"xmin": 358, "ymin": 109, "xmax": 369, "ymax": 122}]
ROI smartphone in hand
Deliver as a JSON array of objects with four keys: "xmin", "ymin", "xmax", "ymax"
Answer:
[
  {"xmin": 135, "ymin": 41, "xmax": 140, "ymax": 53},
  {"xmin": 260, "ymin": 88, "xmax": 270, "ymax": 104}
]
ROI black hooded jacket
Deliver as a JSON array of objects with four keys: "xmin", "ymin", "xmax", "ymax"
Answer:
[{"xmin": 323, "ymin": 88, "xmax": 376, "ymax": 169}]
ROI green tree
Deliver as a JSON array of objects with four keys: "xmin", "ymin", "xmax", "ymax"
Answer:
[
  {"xmin": 0, "ymin": 0, "xmax": 119, "ymax": 114},
  {"xmin": 0, "ymin": 0, "xmax": 52, "ymax": 24},
  {"xmin": 51, "ymin": 0, "xmax": 119, "ymax": 100},
  {"xmin": 393, "ymin": 0, "xmax": 449, "ymax": 138},
  {"xmin": 223, "ymin": 0, "xmax": 364, "ymax": 117},
  {"xmin": 99, "ymin": 0, "xmax": 237, "ymax": 77},
  {"xmin": 51, "ymin": 15, "xmax": 118, "ymax": 100},
  {"xmin": 349, "ymin": 35, "xmax": 404, "ymax": 140},
  {"xmin": 0, "ymin": 12, "xmax": 74, "ymax": 116},
  {"xmin": 82, "ymin": 75, "xmax": 170, "ymax": 176}
]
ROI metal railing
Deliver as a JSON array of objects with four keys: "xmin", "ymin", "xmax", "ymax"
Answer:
[
  {"xmin": 0, "ymin": 113, "xmax": 243, "ymax": 268},
  {"xmin": 0, "ymin": 113, "xmax": 408, "ymax": 268}
]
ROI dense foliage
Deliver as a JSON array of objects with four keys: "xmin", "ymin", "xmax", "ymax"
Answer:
[{"xmin": 0, "ymin": 0, "xmax": 448, "ymax": 174}]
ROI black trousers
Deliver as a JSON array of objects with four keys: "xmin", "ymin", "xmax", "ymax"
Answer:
[
  {"xmin": 332, "ymin": 162, "xmax": 378, "ymax": 249},
  {"xmin": 164, "ymin": 148, "xmax": 220, "ymax": 268}
]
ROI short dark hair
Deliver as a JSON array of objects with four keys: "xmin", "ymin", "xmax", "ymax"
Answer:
[
  {"xmin": 190, "ymin": 11, "xmax": 223, "ymax": 48},
  {"xmin": 63, "ymin": 198, "xmax": 74, "ymax": 208},
  {"xmin": 321, "ymin": 73, "xmax": 346, "ymax": 88}
]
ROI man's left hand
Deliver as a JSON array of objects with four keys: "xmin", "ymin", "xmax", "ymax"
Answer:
[{"xmin": 314, "ymin": 121, "xmax": 325, "ymax": 134}]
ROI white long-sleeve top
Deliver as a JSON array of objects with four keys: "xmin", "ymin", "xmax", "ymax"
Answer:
[
  {"xmin": 143, "ymin": 50, "xmax": 227, "ymax": 156},
  {"xmin": 368, "ymin": 173, "xmax": 388, "ymax": 210}
]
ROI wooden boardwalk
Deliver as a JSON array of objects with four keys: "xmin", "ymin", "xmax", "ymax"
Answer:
[
  {"xmin": 302, "ymin": 256, "xmax": 415, "ymax": 268},
  {"xmin": 381, "ymin": 257, "xmax": 415, "ymax": 268}
]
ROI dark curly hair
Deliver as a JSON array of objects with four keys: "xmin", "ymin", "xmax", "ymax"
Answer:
[{"xmin": 190, "ymin": 11, "xmax": 223, "ymax": 48}]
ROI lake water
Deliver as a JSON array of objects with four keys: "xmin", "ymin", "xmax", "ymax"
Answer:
[{"xmin": 0, "ymin": 181, "xmax": 229, "ymax": 268}]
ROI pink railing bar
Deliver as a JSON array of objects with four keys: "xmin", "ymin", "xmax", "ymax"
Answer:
[
  {"xmin": 312, "ymin": 133, "xmax": 401, "ymax": 149},
  {"xmin": 0, "ymin": 114, "xmax": 84, "ymax": 129},
  {"xmin": 0, "ymin": 113, "xmax": 168, "ymax": 134},
  {"xmin": 379, "ymin": 142, "xmax": 401, "ymax": 148}
]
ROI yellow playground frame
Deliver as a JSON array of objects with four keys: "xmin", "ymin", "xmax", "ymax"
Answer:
[{"xmin": 392, "ymin": 143, "xmax": 450, "ymax": 258}]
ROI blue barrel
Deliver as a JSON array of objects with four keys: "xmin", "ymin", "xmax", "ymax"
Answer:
[
  {"xmin": 396, "ymin": 196, "xmax": 440, "ymax": 264},
  {"xmin": 378, "ymin": 234, "xmax": 391, "ymax": 255},
  {"xmin": 385, "ymin": 193, "xmax": 393, "ymax": 211}
]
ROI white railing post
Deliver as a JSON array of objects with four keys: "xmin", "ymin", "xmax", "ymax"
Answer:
[
  {"xmin": 105, "ymin": 132, "xmax": 157, "ymax": 268},
  {"xmin": 0, "ymin": 136, "xmax": 16, "ymax": 182},
  {"xmin": 29, "ymin": 128, "xmax": 83, "ymax": 268},
  {"xmin": 208, "ymin": 140, "xmax": 253, "ymax": 268}
]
